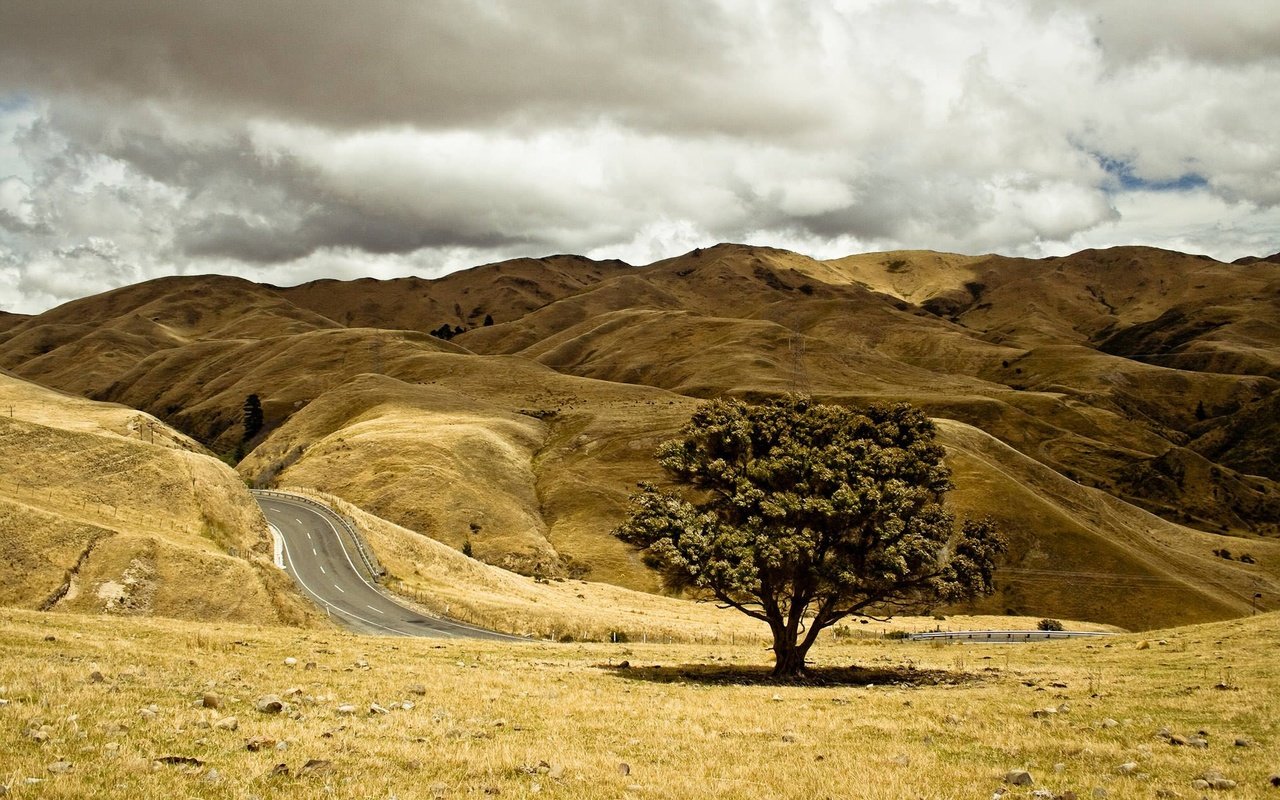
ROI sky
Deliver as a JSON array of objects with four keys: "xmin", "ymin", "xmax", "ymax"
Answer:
[{"xmin": 1, "ymin": 1, "xmax": 1278, "ymax": 315}]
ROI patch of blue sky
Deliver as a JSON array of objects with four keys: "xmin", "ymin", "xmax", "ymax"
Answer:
[{"xmin": 1093, "ymin": 152, "xmax": 1209, "ymax": 193}]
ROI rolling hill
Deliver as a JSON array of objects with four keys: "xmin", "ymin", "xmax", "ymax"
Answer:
[{"xmin": 2, "ymin": 243, "xmax": 1277, "ymax": 629}]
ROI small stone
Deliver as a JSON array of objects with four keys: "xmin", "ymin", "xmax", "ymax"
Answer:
[
  {"xmin": 617, "ymin": 762, "xmax": 631, "ymax": 776},
  {"xmin": 1117, "ymin": 762, "xmax": 1139, "ymax": 775},
  {"xmin": 781, "ymin": 731, "xmax": 798, "ymax": 743},
  {"xmin": 407, "ymin": 684, "xmax": 427, "ymax": 696},
  {"xmin": 204, "ymin": 767, "xmax": 221, "ymax": 784},
  {"xmin": 1136, "ymin": 640, "xmax": 1151, "ymax": 650},
  {"xmin": 299, "ymin": 758, "xmax": 333, "ymax": 775},
  {"xmin": 46, "ymin": 761, "xmax": 72, "ymax": 774},
  {"xmin": 245, "ymin": 737, "xmax": 276, "ymax": 752},
  {"xmin": 369, "ymin": 703, "xmax": 389, "ymax": 715},
  {"xmin": 1269, "ymin": 774, "xmax": 1280, "ymax": 787},
  {"xmin": 214, "ymin": 716, "xmax": 239, "ymax": 731},
  {"xmin": 255, "ymin": 696, "xmax": 284, "ymax": 714},
  {"xmin": 202, "ymin": 693, "xmax": 220, "ymax": 709},
  {"xmin": 1032, "ymin": 708, "xmax": 1058, "ymax": 719},
  {"xmin": 1032, "ymin": 791, "xmax": 1053, "ymax": 799},
  {"xmin": 1233, "ymin": 738, "xmax": 1250, "ymax": 747},
  {"xmin": 1099, "ymin": 718, "xmax": 1120, "ymax": 729},
  {"xmin": 283, "ymin": 657, "xmax": 297, "ymax": 667},
  {"xmin": 336, "ymin": 704, "xmax": 356, "ymax": 715},
  {"xmin": 771, "ymin": 694, "xmax": 782, "ymax": 702},
  {"xmin": 1054, "ymin": 763, "xmax": 1066, "ymax": 773},
  {"xmin": 1092, "ymin": 788, "xmax": 1108, "ymax": 799},
  {"xmin": 1154, "ymin": 790, "xmax": 1178, "ymax": 799},
  {"xmin": 1191, "ymin": 780, "xmax": 1211, "ymax": 791},
  {"xmin": 88, "ymin": 671, "xmax": 104, "ymax": 684},
  {"xmin": 1188, "ymin": 737, "xmax": 1208, "ymax": 749},
  {"xmin": 1169, "ymin": 734, "xmax": 1188, "ymax": 746},
  {"xmin": 890, "ymin": 754, "xmax": 911, "ymax": 766},
  {"xmin": 276, "ymin": 741, "xmax": 289, "ymax": 751},
  {"xmin": 548, "ymin": 763, "xmax": 565, "ymax": 780},
  {"xmin": 304, "ymin": 662, "xmax": 317, "ymax": 671},
  {"xmin": 270, "ymin": 763, "xmax": 290, "ymax": 777},
  {"xmin": 1005, "ymin": 769, "xmax": 1034, "ymax": 786},
  {"xmin": 1157, "ymin": 727, "xmax": 1173, "ymax": 739}
]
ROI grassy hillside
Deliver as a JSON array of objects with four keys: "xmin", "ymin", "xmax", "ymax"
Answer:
[
  {"xmin": 0, "ymin": 372, "xmax": 316, "ymax": 627},
  {"xmin": 2, "ymin": 244, "xmax": 1277, "ymax": 629}
]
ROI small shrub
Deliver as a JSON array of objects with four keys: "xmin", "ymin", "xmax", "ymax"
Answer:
[
  {"xmin": 1037, "ymin": 618, "xmax": 1065, "ymax": 632},
  {"xmin": 885, "ymin": 630, "xmax": 912, "ymax": 640},
  {"xmin": 461, "ymin": 539, "xmax": 473, "ymax": 557}
]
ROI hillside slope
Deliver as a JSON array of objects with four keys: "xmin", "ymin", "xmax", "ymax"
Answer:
[{"xmin": 0, "ymin": 372, "xmax": 315, "ymax": 626}]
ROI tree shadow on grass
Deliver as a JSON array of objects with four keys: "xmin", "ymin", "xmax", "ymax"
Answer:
[{"xmin": 598, "ymin": 661, "xmax": 978, "ymax": 688}]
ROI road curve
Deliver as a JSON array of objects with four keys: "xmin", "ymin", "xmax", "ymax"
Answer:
[{"xmin": 255, "ymin": 493, "xmax": 522, "ymax": 641}]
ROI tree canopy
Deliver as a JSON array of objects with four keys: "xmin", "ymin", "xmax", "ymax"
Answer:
[
  {"xmin": 614, "ymin": 396, "xmax": 1005, "ymax": 677},
  {"xmin": 242, "ymin": 393, "xmax": 264, "ymax": 443}
]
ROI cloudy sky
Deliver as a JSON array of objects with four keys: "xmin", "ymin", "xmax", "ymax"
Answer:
[{"xmin": 1, "ymin": 1, "xmax": 1278, "ymax": 314}]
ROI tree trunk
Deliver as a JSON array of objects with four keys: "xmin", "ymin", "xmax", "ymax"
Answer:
[{"xmin": 771, "ymin": 638, "xmax": 812, "ymax": 678}]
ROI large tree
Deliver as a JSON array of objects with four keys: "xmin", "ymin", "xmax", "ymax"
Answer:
[
  {"xmin": 614, "ymin": 396, "xmax": 1006, "ymax": 677},
  {"xmin": 242, "ymin": 394, "xmax": 264, "ymax": 443}
]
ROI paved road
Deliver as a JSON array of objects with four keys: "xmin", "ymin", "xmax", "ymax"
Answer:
[
  {"xmin": 909, "ymin": 630, "xmax": 1115, "ymax": 642},
  {"xmin": 255, "ymin": 493, "xmax": 521, "ymax": 640}
]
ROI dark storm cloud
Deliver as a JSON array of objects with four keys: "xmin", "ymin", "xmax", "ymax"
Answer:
[{"xmin": 0, "ymin": 1, "xmax": 827, "ymax": 139}]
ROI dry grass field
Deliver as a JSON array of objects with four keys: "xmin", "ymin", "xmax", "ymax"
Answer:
[{"xmin": 0, "ymin": 607, "xmax": 1275, "ymax": 799}]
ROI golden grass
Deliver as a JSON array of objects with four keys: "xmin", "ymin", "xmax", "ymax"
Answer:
[
  {"xmin": 1, "ymin": 607, "xmax": 1276, "ymax": 798},
  {"xmin": 0, "ymin": 372, "xmax": 318, "ymax": 628}
]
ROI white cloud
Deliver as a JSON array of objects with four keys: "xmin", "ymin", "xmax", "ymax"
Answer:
[{"xmin": 0, "ymin": 1, "xmax": 1278, "ymax": 313}]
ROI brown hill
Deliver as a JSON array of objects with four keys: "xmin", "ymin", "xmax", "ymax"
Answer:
[
  {"xmin": 4, "ymin": 243, "xmax": 1278, "ymax": 629},
  {"xmin": 0, "ymin": 372, "xmax": 315, "ymax": 625}
]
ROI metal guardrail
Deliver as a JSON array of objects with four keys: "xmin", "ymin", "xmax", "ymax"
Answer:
[
  {"xmin": 910, "ymin": 630, "xmax": 1116, "ymax": 642},
  {"xmin": 251, "ymin": 489, "xmax": 385, "ymax": 583}
]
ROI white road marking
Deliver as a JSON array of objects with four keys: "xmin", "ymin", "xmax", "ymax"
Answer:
[
  {"xmin": 334, "ymin": 584, "xmax": 345, "ymax": 593},
  {"xmin": 312, "ymin": 547, "xmax": 317, "ymax": 556},
  {"xmin": 307, "ymin": 531, "xmax": 312, "ymax": 540},
  {"xmin": 367, "ymin": 605, "xmax": 385, "ymax": 614},
  {"xmin": 319, "ymin": 565, "xmax": 326, "ymax": 574},
  {"xmin": 274, "ymin": 530, "xmax": 405, "ymax": 637}
]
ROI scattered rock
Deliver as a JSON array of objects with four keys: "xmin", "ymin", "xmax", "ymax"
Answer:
[
  {"xmin": 1099, "ymin": 718, "xmax": 1120, "ymax": 729},
  {"xmin": 154, "ymin": 756, "xmax": 203, "ymax": 767},
  {"xmin": 890, "ymin": 754, "xmax": 911, "ymax": 766},
  {"xmin": 245, "ymin": 737, "xmax": 277, "ymax": 752},
  {"xmin": 1188, "ymin": 737, "xmax": 1209, "ymax": 749},
  {"xmin": 617, "ymin": 762, "xmax": 631, "ymax": 776},
  {"xmin": 1092, "ymin": 788, "xmax": 1108, "ymax": 799},
  {"xmin": 1233, "ymin": 738, "xmax": 1250, "ymax": 747},
  {"xmin": 407, "ymin": 684, "xmax": 427, "ymax": 696},
  {"xmin": 1117, "ymin": 762, "xmax": 1139, "ymax": 775},
  {"xmin": 548, "ymin": 763, "xmax": 565, "ymax": 780},
  {"xmin": 1191, "ymin": 780, "xmax": 1211, "ymax": 791},
  {"xmin": 1032, "ymin": 790, "xmax": 1053, "ymax": 799},
  {"xmin": 336, "ymin": 704, "xmax": 356, "ymax": 715},
  {"xmin": 201, "ymin": 693, "xmax": 220, "ymax": 710},
  {"xmin": 369, "ymin": 703, "xmax": 389, "ymax": 715},
  {"xmin": 46, "ymin": 761, "xmax": 72, "ymax": 774},
  {"xmin": 1005, "ymin": 769, "xmax": 1034, "ymax": 786},
  {"xmin": 299, "ymin": 758, "xmax": 333, "ymax": 776},
  {"xmin": 1032, "ymin": 708, "xmax": 1058, "ymax": 719},
  {"xmin": 780, "ymin": 731, "xmax": 798, "ymax": 743},
  {"xmin": 283, "ymin": 657, "xmax": 297, "ymax": 667},
  {"xmin": 269, "ymin": 763, "xmax": 290, "ymax": 778},
  {"xmin": 1268, "ymin": 774, "xmax": 1280, "ymax": 787},
  {"xmin": 1169, "ymin": 734, "xmax": 1188, "ymax": 746},
  {"xmin": 1154, "ymin": 789, "xmax": 1178, "ymax": 799},
  {"xmin": 304, "ymin": 662, "xmax": 317, "ymax": 671},
  {"xmin": 1200, "ymin": 771, "xmax": 1236, "ymax": 790},
  {"xmin": 138, "ymin": 706, "xmax": 157, "ymax": 721},
  {"xmin": 1136, "ymin": 641, "xmax": 1151, "ymax": 650},
  {"xmin": 88, "ymin": 670, "xmax": 104, "ymax": 684},
  {"xmin": 204, "ymin": 768, "xmax": 221, "ymax": 784},
  {"xmin": 214, "ymin": 716, "xmax": 239, "ymax": 732},
  {"xmin": 255, "ymin": 696, "xmax": 284, "ymax": 714}
]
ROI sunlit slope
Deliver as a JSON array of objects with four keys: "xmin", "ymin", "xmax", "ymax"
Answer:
[
  {"xmin": 0, "ymin": 372, "xmax": 315, "ymax": 626},
  {"xmin": 237, "ymin": 364, "xmax": 695, "ymax": 591}
]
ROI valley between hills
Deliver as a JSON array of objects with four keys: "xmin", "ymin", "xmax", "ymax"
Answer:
[{"xmin": 2, "ymin": 243, "xmax": 1278, "ymax": 633}]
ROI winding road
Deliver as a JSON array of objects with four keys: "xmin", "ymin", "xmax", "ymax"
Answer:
[{"xmin": 254, "ymin": 491, "xmax": 521, "ymax": 640}]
